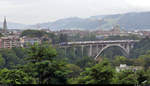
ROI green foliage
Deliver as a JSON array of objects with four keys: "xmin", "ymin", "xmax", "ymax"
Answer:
[
  {"xmin": 112, "ymin": 69, "xmax": 148, "ymax": 85},
  {"xmin": 0, "ymin": 49, "xmax": 20, "ymax": 69},
  {"xmin": 0, "ymin": 68, "xmax": 35, "ymax": 84},
  {"xmin": 75, "ymin": 56, "xmax": 96, "ymax": 69},
  {"xmin": 66, "ymin": 64, "xmax": 82, "ymax": 79},
  {"xmin": 82, "ymin": 33, "xmax": 97, "ymax": 41},
  {"xmin": 77, "ymin": 59, "xmax": 115, "ymax": 84},
  {"xmin": 0, "ymin": 33, "xmax": 4, "ymax": 37},
  {"xmin": 144, "ymin": 69, "xmax": 150, "ymax": 84},
  {"xmin": 12, "ymin": 47, "xmax": 27, "ymax": 59},
  {"xmin": 0, "ymin": 54, "xmax": 5, "ymax": 68},
  {"xmin": 46, "ymin": 60, "xmax": 70, "ymax": 84},
  {"xmin": 59, "ymin": 34, "xmax": 68, "ymax": 43},
  {"xmin": 130, "ymin": 37, "xmax": 150, "ymax": 58},
  {"xmin": 22, "ymin": 43, "xmax": 70, "ymax": 84},
  {"xmin": 113, "ymin": 70, "xmax": 138, "ymax": 84},
  {"xmin": 47, "ymin": 33, "xmax": 59, "ymax": 44},
  {"xmin": 23, "ymin": 60, "xmax": 70, "ymax": 84},
  {"xmin": 113, "ymin": 56, "xmax": 128, "ymax": 66},
  {"xmin": 21, "ymin": 29, "xmax": 47, "ymax": 38},
  {"xmin": 21, "ymin": 29, "xmax": 60, "ymax": 44},
  {"xmin": 26, "ymin": 43, "xmax": 57, "ymax": 63},
  {"xmin": 136, "ymin": 70, "xmax": 148, "ymax": 84},
  {"xmin": 136, "ymin": 50, "xmax": 150, "ymax": 70},
  {"xmin": 55, "ymin": 48, "xmax": 66, "ymax": 59},
  {"xmin": 100, "ymin": 46, "xmax": 126, "ymax": 59}
]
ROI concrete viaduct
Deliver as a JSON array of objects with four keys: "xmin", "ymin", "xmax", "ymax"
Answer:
[{"xmin": 59, "ymin": 40, "xmax": 139, "ymax": 60}]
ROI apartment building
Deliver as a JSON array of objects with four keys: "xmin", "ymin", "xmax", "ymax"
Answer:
[{"xmin": 0, "ymin": 36, "xmax": 20, "ymax": 49}]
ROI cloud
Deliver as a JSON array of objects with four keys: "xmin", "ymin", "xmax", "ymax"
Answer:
[
  {"xmin": 125, "ymin": 0, "xmax": 150, "ymax": 7},
  {"xmin": 0, "ymin": 0, "xmax": 150, "ymax": 24}
]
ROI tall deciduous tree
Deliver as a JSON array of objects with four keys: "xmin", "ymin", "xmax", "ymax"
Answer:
[
  {"xmin": 0, "ymin": 68, "xmax": 35, "ymax": 84},
  {"xmin": 26, "ymin": 43, "xmax": 57, "ymax": 63},
  {"xmin": 23, "ymin": 43, "xmax": 70, "ymax": 84},
  {"xmin": 59, "ymin": 34, "xmax": 68, "ymax": 43},
  {"xmin": 113, "ymin": 56, "xmax": 127, "ymax": 66},
  {"xmin": 136, "ymin": 50, "xmax": 150, "ymax": 70},
  {"xmin": 0, "ymin": 54, "xmax": 5, "ymax": 68},
  {"xmin": 77, "ymin": 59, "xmax": 115, "ymax": 84},
  {"xmin": 113, "ymin": 70, "xmax": 138, "ymax": 84}
]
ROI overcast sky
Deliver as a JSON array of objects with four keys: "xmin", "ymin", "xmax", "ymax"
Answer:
[{"xmin": 0, "ymin": 0, "xmax": 150, "ymax": 24}]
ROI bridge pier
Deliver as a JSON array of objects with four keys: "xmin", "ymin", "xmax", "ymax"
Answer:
[
  {"xmin": 65, "ymin": 47, "xmax": 67, "ymax": 57},
  {"xmin": 96, "ymin": 45, "xmax": 99, "ymax": 55},
  {"xmin": 88, "ymin": 45, "xmax": 92, "ymax": 57},
  {"xmin": 81, "ymin": 45, "xmax": 84, "ymax": 57},
  {"xmin": 74, "ymin": 47, "xmax": 77, "ymax": 57}
]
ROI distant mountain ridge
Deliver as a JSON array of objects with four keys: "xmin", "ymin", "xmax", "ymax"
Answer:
[
  {"xmin": 0, "ymin": 22, "xmax": 27, "ymax": 29},
  {"xmin": 28, "ymin": 17, "xmax": 100, "ymax": 30},
  {"xmin": 29, "ymin": 11, "xmax": 150, "ymax": 31},
  {"xmin": 2, "ymin": 11, "xmax": 150, "ymax": 30}
]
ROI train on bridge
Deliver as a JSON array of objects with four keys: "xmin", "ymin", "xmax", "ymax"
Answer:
[{"xmin": 59, "ymin": 40, "xmax": 140, "ymax": 46}]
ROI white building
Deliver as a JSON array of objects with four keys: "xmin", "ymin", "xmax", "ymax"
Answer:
[{"xmin": 116, "ymin": 64, "xmax": 143, "ymax": 72}]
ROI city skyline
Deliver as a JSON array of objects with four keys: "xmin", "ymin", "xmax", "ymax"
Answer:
[{"xmin": 0, "ymin": 0, "xmax": 150, "ymax": 24}]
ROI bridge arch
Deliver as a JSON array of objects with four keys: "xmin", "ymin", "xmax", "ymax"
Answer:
[{"xmin": 94, "ymin": 44, "xmax": 129, "ymax": 60}]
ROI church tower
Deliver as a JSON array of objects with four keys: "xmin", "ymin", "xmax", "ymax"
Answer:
[{"xmin": 3, "ymin": 17, "xmax": 7, "ymax": 35}]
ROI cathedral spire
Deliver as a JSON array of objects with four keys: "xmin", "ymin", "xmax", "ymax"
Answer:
[{"xmin": 3, "ymin": 16, "xmax": 7, "ymax": 35}]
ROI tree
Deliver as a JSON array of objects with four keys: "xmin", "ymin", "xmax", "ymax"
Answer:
[
  {"xmin": 59, "ymin": 34, "xmax": 68, "ymax": 43},
  {"xmin": 143, "ymin": 69, "xmax": 150, "ymax": 84},
  {"xmin": 82, "ymin": 33, "xmax": 97, "ymax": 41},
  {"xmin": 0, "ymin": 49, "xmax": 20, "ymax": 69},
  {"xmin": 136, "ymin": 70, "xmax": 148, "ymax": 85},
  {"xmin": 75, "ymin": 56, "xmax": 96, "ymax": 69},
  {"xmin": 136, "ymin": 50, "xmax": 150, "ymax": 70},
  {"xmin": 20, "ymin": 60, "xmax": 71, "ymax": 84},
  {"xmin": 77, "ymin": 59, "xmax": 115, "ymax": 84},
  {"xmin": 47, "ymin": 33, "xmax": 59, "ymax": 44},
  {"xmin": 66, "ymin": 64, "xmax": 82, "ymax": 79},
  {"xmin": 26, "ymin": 43, "xmax": 57, "ymax": 63},
  {"xmin": 22, "ymin": 43, "xmax": 70, "ymax": 84},
  {"xmin": 130, "ymin": 37, "xmax": 150, "ymax": 58},
  {"xmin": 113, "ymin": 70, "xmax": 138, "ymax": 84},
  {"xmin": 21, "ymin": 29, "xmax": 47, "ymax": 38},
  {"xmin": 0, "ymin": 33, "xmax": 4, "ymax": 37},
  {"xmin": 43, "ymin": 60, "xmax": 70, "ymax": 84},
  {"xmin": 113, "ymin": 56, "xmax": 127, "ymax": 66},
  {"xmin": 12, "ymin": 47, "xmax": 27, "ymax": 59},
  {"xmin": 0, "ymin": 68, "xmax": 35, "ymax": 84},
  {"xmin": 67, "ymin": 64, "xmax": 82, "ymax": 84},
  {"xmin": 0, "ymin": 54, "xmax": 5, "ymax": 68},
  {"xmin": 12, "ymin": 47, "xmax": 28, "ymax": 65},
  {"xmin": 24, "ymin": 60, "xmax": 70, "ymax": 84}
]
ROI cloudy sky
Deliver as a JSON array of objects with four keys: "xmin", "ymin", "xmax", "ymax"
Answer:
[{"xmin": 0, "ymin": 0, "xmax": 150, "ymax": 24}]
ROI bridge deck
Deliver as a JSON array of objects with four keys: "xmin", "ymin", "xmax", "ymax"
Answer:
[{"xmin": 60, "ymin": 40, "xmax": 140, "ymax": 46}]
